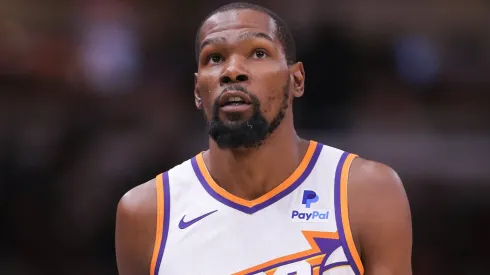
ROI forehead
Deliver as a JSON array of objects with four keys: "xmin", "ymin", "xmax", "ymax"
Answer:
[{"xmin": 199, "ymin": 9, "xmax": 278, "ymax": 43}]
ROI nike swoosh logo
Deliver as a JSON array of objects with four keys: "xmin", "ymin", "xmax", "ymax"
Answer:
[{"xmin": 178, "ymin": 210, "xmax": 218, "ymax": 229}]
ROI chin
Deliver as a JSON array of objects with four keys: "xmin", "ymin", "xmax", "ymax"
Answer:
[
  {"xmin": 221, "ymin": 113, "xmax": 251, "ymax": 123},
  {"xmin": 221, "ymin": 119, "xmax": 248, "ymax": 129}
]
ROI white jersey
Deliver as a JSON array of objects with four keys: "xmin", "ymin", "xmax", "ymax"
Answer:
[{"xmin": 149, "ymin": 141, "xmax": 364, "ymax": 275}]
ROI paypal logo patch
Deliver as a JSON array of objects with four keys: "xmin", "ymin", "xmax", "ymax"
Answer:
[
  {"xmin": 291, "ymin": 210, "xmax": 329, "ymax": 221},
  {"xmin": 290, "ymin": 190, "xmax": 330, "ymax": 223},
  {"xmin": 302, "ymin": 190, "xmax": 319, "ymax": 208}
]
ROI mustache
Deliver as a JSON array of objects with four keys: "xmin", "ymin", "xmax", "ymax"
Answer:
[
  {"xmin": 211, "ymin": 84, "xmax": 260, "ymax": 120},
  {"xmin": 219, "ymin": 84, "xmax": 252, "ymax": 98}
]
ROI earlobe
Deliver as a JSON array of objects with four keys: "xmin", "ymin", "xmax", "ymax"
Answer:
[
  {"xmin": 195, "ymin": 95, "xmax": 203, "ymax": 109},
  {"xmin": 291, "ymin": 62, "xmax": 305, "ymax": 98},
  {"xmin": 194, "ymin": 73, "xmax": 202, "ymax": 109}
]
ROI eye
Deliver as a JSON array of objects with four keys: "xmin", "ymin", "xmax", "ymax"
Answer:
[
  {"xmin": 207, "ymin": 54, "xmax": 223, "ymax": 64},
  {"xmin": 252, "ymin": 49, "xmax": 268, "ymax": 59}
]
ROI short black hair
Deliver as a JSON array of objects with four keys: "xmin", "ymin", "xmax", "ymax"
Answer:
[{"xmin": 195, "ymin": 2, "xmax": 296, "ymax": 65}]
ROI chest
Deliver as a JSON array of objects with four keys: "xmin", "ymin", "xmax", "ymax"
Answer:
[
  {"xmin": 154, "ymin": 145, "xmax": 360, "ymax": 274},
  {"xmin": 160, "ymin": 188, "xmax": 342, "ymax": 275}
]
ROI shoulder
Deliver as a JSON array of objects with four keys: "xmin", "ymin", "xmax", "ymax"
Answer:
[
  {"xmin": 117, "ymin": 177, "xmax": 160, "ymax": 231},
  {"xmin": 348, "ymin": 157, "xmax": 406, "ymax": 198},
  {"xmin": 347, "ymin": 156, "xmax": 411, "ymax": 229},
  {"xmin": 347, "ymin": 157, "xmax": 413, "ymax": 274},
  {"xmin": 114, "ymin": 157, "xmax": 196, "ymax": 274},
  {"xmin": 115, "ymin": 177, "xmax": 160, "ymax": 275},
  {"xmin": 347, "ymin": 156, "xmax": 411, "ymax": 236}
]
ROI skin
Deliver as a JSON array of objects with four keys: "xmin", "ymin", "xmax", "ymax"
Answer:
[
  {"xmin": 195, "ymin": 9, "xmax": 307, "ymax": 199},
  {"xmin": 115, "ymin": 8, "xmax": 412, "ymax": 275}
]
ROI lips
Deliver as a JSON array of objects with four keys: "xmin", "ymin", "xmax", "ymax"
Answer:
[{"xmin": 218, "ymin": 90, "xmax": 252, "ymax": 107}]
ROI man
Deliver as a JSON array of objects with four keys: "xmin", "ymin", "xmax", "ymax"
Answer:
[{"xmin": 115, "ymin": 2, "xmax": 412, "ymax": 275}]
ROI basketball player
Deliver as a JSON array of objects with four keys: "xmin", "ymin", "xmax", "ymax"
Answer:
[{"xmin": 115, "ymin": 2, "xmax": 412, "ymax": 275}]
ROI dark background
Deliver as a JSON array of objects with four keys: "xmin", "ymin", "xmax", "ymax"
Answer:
[{"xmin": 1, "ymin": 0, "xmax": 489, "ymax": 274}]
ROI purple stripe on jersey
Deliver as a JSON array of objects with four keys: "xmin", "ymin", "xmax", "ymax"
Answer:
[
  {"xmin": 324, "ymin": 261, "xmax": 350, "ymax": 271},
  {"xmin": 154, "ymin": 172, "xmax": 171, "ymax": 275},
  {"xmin": 333, "ymin": 152, "xmax": 361, "ymax": 275},
  {"xmin": 191, "ymin": 142, "xmax": 323, "ymax": 214},
  {"xmin": 313, "ymin": 238, "xmax": 342, "ymax": 257},
  {"xmin": 240, "ymin": 238, "xmax": 340, "ymax": 274}
]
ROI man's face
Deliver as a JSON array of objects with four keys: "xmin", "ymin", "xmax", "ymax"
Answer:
[{"xmin": 195, "ymin": 9, "xmax": 297, "ymax": 149}]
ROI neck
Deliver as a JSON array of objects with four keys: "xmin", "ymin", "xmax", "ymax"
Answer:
[{"xmin": 203, "ymin": 117, "xmax": 310, "ymax": 200}]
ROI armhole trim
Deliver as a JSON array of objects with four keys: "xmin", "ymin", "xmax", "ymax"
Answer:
[
  {"xmin": 150, "ymin": 172, "xmax": 170, "ymax": 275},
  {"xmin": 334, "ymin": 152, "xmax": 364, "ymax": 275}
]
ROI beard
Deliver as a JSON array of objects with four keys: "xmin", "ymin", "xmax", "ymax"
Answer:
[{"xmin": 205, "ymin": 83, "xmax": 290, "ymax": 149}]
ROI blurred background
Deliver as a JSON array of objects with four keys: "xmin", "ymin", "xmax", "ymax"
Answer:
[{"xmin": 1, "ymin": 0, "xmax": 489, "ymax": 274}]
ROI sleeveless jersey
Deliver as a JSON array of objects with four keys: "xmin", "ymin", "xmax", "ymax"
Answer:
[{"xmin": 149, "ymin": 141, "xmax": 364, "ymax": 275}]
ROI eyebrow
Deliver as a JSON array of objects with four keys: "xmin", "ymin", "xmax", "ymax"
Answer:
[{"xmin": 200, "ymin": 31, "xmax": 274, "ymax": 52}]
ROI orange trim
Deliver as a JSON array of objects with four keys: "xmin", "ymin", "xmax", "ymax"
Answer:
[
  {"xmin": 150, "ymin": 174, "xmax": 164, "ymax": 275},
  {"xmin": 340, "ymin": 154, "xmax": 364, "ymax": 274},
  {"xmin": 306, "ymin": 254, "xmax": 325, "ymax": 266},
  {"xmin": 232, "ymin": 231, "xmax": 338, "ymax": 275},
  {"xmin": 312, "ymin": 266, "xmax": 320, "ymax": 275},
  {"xmin": 195, "ymin": 141, "xmax": 317, "ymax": 208},
  {"xmin": 263, "ymin": 254, "xmax": 325, "ymax": 275}
]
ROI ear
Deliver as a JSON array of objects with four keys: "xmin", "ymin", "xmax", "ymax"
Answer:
[
  {"xmin": 194, "ymin": 72, "xmax": 202, "ymax": 109},
  {"xmin": 289, "ymin": 62, "xmax": 305, "ymax": 98}
]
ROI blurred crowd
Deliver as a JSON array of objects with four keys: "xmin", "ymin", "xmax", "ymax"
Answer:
[{"xmin": 0, "ymin": 0, "xmax": 489, "ymax": 274}]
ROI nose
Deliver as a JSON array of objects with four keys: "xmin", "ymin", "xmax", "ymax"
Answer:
[{"xmin": 220, "ymin": 57, "xmax": 249, "ymax": 85}]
